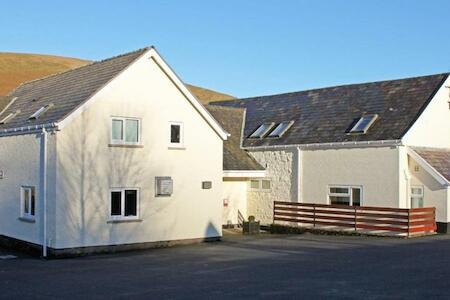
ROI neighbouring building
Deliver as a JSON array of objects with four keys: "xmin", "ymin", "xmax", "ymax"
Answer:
[
  {"xmin": 212, "ymin": 73, "xmax": 450, "ymax": 233},
  {"xmin": 0, "ymin": 47, "xmax": 229, "ymax": 256}
]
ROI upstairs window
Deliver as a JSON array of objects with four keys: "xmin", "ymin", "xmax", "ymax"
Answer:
[
  {"xmin": 29, "ymin": 103, "xmax": 54, "ymax": 120},
  {"xmin": 0, "ymin": 110, "xmax": 20, "ymax": 125},
  {"xmin": 249, "ymin": 123, "xmax": 275, "ymax": 138},
  {"xmin": 20, "ymin": 186, "xmax": 35, "ymax": 220},
  {"xmin": 169, "ymin": 122, "xmax": 184, "ymax": 148},
  {"xmin": 348, "ymin": 114, "xmax": 378, "ymax": 134},
  {"xmin": 111, "ymin": 117, "xmax": 140, "ymax": 145},
  {"xmin": 250, "ymin": 179, "xmax": 271, "ymax": 191},
  {"xmin": 268, "ymin": 121, "xmax": 294, "ymax": 138}
]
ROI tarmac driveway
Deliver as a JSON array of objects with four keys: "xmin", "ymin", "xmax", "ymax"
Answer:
[{"xmin": 1, "ymin": 231, "xmax": 450, "ymax": 299}]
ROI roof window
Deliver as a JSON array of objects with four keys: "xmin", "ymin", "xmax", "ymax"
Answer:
[
  {"xmin": 249, "ymin": 122, "xmax": 275, "ymax": 138},
  {"xmin": 0, "ymin": 110, "xmax": 20, "ymax": 125},
  {"xmin": 268, "ymin": 121, "xmax": 294, "ymax": 138},
  {"xmin": 29, "ymin": 103, "xmax": 54, "ymax": 120},
  {"xmin": 348, "ymin": 114, "xmax": 378, "ymax": 134}
]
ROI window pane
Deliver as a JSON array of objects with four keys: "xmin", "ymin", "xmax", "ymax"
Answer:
[
  {"xmin": 411, "ymin": 187, "xmax": 423, "ymax": 196},
  {"xmin": 171, "ymin": 124, "xmax": 181, "ymax": 143},
  {"xmin": 250, "ymin": 180, "xmax": 260, "ymax": 189},
  {"xmin": 262, "ymin": 180, "xmax": 271, "ymax": 190},
  {"xmin": 124, "ymin": 190, "xmax": 137, "ymax": 216},
  {"xmin": 411, "ymin": 197, "xmax": 424, "ymax": 208},
  {"xmin": 330, "ymin": 187, "xmax": 349, "ymax": 194},
  {"xmin": 23, "ymin": 189, "xmax": 30, "ymax": 214},
  {"xmin": 330, "ymin": 196, "xmax": 350, "ymax": 205},
  {"xmin": 30, "ymin": 188, "xmax": 35, "ymax": 216},
  {"xmin": 250, "ymin": 123, "xmax": 274, "ymax": 138},
  {"xmin": 125, "ymin": 119, "xmax": 139, "ymax": 143},
  {"xmin": 268, "ymin": 122, "xmax": 292, "ymax": 138},
  {"xmin": 111, "ymin": 191, "xmax": 122, "ymax": 216},
  {"xmin": 112, "ymin": 120, "xmax": 123, "ymax": 141},
  {"xmin": 352, "ymin": 188, "xmax": 361, "ymax": 206}
]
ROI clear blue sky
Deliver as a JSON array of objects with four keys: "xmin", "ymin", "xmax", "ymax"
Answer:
[{"xmin": 1, "ymin": 0, "xmax": 450, "ymax": 98}]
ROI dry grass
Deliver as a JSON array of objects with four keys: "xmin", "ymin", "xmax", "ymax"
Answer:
[{"xmin": 0, "ymin": 52, "xmax": 235, "ymax": 104}]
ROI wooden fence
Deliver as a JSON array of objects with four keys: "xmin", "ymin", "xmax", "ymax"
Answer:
[{"xmin": 273, "ymin": 201, "xmax": 436, "ymax": 237}]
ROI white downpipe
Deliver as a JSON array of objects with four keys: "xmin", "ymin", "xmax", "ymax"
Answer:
[{"xmin": 41, "ymin": 128, "xmax": 48, "ymax": 257}]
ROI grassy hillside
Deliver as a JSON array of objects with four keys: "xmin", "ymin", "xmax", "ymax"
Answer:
[{"xmin": 0, "ymin": 52, "xmax": 234, "ymax": 104}]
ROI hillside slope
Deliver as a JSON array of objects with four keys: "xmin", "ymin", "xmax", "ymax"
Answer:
[{"xmin": 0, "ymin": 52, "xmax": 234, "ymax": 104}]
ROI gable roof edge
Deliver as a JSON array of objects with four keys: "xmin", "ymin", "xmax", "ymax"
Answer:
[
  {"xmin": 407, "ymin": 147, "xmax": 450, "ymax": 187},
  {"xmin": 399, "ymin": 73, "xmax": 449, "ymax": 139},
  {"xmin": 56, "ymin": 47, "xmax": 151, "ymax": 130},
  {"xmin": 148, "ymin": 48, "xmax": 229, "ymax": 140}
]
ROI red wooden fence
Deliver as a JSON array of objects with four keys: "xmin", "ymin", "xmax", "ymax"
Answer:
[{"xmin": 273, "ymin": 201, "xmax": 436, "ymax": 237}]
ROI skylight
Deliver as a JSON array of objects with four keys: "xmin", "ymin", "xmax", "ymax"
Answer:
[
  {"xmin": 29, "ymin": 103, "xmax": 54, "ymax": 120},
  {"xmin": 349, "ymin": 114, "xmax": 378, "ymax": 134},
  {"xmin": 0, "ymin": 110, "xmax": 20, "ymax": 125},
  {"xmin": 268, "ymin": 121, "xmax": 294, "ymax": 138},
  {"xmin": 249, "ymin": 122, "xmax": 275, "ymax": 138}
]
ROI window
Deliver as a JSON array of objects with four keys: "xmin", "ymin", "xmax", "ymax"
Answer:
[
  {"xmin": 29, "ymin": 104, "xmax": 54, "ymax": 120},
  {"xmin": 109, "ymin": 188, "xmax": 139, "ymax": 219},
  {"xmin": 111, "ymin": 117, "xmax": 140, "ymax": 144},
  {"xmin": 20, "ymin": 187, "xmax": 35, "ymax": 220},
  {"xmin": 250, "ymin": 179, "xmax": 271, "ymax": 191},
  {"xmin": 328, "ymin": 186, "xmax": 362, "ymax": 206},
  {"xmin": 411, "ymin": 186, "xmax": 424, "ymax": 208},
  {"xmin": 0, "ymin": 110, "xmax": 20, "ymax": 125},
  {"xmin": 169, "ymin": 122, "xmax": 184, "ymax": 147},
  {"xmin": 348, "ymin": 114, "xmax": 378, "ymax": 134},
  {"xmin": 268, "ymin": 121, "xmax": 294, "ymax": 138},
  {"xmin": 249, "ymin": 123, "xmax": 275, "ymax": 138}
]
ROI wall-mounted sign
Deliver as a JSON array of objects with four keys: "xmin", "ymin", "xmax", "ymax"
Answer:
[
  {"xmin": 202, "ymin": 181, "xmax": 212, "ymax": 189},
  {"xmin": 155, "ymin": 176, "xmax": 173, "ymax": 197},
  {"xmin": 0, "ymin": 170, "xmax": 4, "ymax": 179},
  {"xmin": 223, "ymin": 198, "xmax": 229, "ymax": 207}
]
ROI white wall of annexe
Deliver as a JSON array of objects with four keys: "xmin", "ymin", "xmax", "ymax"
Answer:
[
  {"xmin": 246, "ymin": 144, "xmax": 449, "ymax": 224},
  {"xmin": 52, "ymin": 50, "xmax": 225, "ymax": 249}
]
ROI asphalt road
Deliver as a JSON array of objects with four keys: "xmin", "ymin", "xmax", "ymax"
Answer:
[{"xmin": 1, "ymin": 231, "xmax": 450, "ymax": 299}]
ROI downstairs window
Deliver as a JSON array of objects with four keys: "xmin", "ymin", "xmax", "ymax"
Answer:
[
  {"xmin": 20, "ymin": 186, "xmax": 35, "ymax": 220},
  {"xmin": 328, "ymin": 186, "xmax": 362, "ymax": 206},
  {"xmin": 110, "ymin": 188, "xmax": 139, "ymax": 220}
]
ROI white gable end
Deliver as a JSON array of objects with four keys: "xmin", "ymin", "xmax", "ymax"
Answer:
[{"xmin": 402, "ymin": 75, "xmax": 450, "ymax": 148}]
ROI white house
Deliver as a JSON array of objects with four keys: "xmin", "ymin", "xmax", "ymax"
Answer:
[
  {"xmin": 0, "ymin": 47, "xmax": 229, "ymax": 256},
  {"xmin": 212, "ymin": 73, "xmax": 450, "ymax": 233}
]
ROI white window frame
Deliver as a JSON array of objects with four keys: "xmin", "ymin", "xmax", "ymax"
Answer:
[
  {"xmin": 250, "ymin": 179, "xmax": 272, "ymax": 192},
  {"xmin": 249, "ymin": 123, "xmax": 275, "ymax": 139},
  {"xmin": 20, "ymin": 186, "xmax": 35, "ymax": 220},
  {"xmin": 328, "ymin": 185, "xmax": 362, "ymax": 206},
  {"xmin": 411, "ymin": 185, "xmax": 424, "ymax": 208},
  {"xmin": 348, "ymin": 114, "xmax": 379, "ymax": 134},
  {"xmin": 268, "ymin": 121, "xmax": 294, "ymax": 138},
  {"xmin": 110, "ymin": 117, "xmax": 141, "ymax": 145},
  {"xmin": 109, "ymin": 188, "xmax": 140, "ymax": 221},
  {"xmin": 168, "ymin": 121, "xmax": 184, "ymax": 148}
]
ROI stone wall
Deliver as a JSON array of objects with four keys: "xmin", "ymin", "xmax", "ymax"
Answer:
[{"xmin": 247, "ymin": 149, "xmax": 299, "ymax": 224}]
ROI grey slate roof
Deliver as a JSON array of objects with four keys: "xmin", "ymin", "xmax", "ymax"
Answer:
[
  {"xmin": 212, "ymin": 73, "xmax": 449, "ymax": 148},
  {"xmin": 413, "ymin": 147, "xmax": 450, "ymax": 182},
  {"xmin": 0, "ymin": 96, "xmax": 13, "ymax": 114},
  {"xmin": 0, "ymin": 48, "xmax": 149, "ymax": 130},
  {"xmin": 206, "ymin": 105, "xmax": 264, "ymax": 171}
]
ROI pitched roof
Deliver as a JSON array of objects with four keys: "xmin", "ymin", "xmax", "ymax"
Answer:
[
  {"xmin": 0, "ymin": 48, "xmax": 149, "ymax": 130},
  {"xmin": 0, "ymin": 96, "xmax": 14, "ymax": 113},
  {"xmin": 206, "ymin": 105, "xmax": 264, "ymax": 171},
  {"xmin": 212, "ymin": 73, "xmax": 449, "ymax": 148},
  {"xmin": 412, "ymin": 147, "xmax": 450, "ymax": 182}
]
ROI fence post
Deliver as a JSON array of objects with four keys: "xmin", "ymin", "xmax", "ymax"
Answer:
[
  {"xmin": 407, "ymin": 209, "xmax": 410, "ymax": 238},
  {"xmin": 313, "ymin": 205, "xmax": 316, "ymax": 228},
  {"xmin": 354, "ymin": 206, "xmax": 357, "ymax": 232},
  {"xmin": 273, "ymin": 201, "xmax": 275, "ymax": 225}
]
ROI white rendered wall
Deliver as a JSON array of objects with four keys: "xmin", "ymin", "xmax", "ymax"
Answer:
[
  {"xmin": 247, "ymin": 149, "xmax": 299, "ymax": 224},
  {"xmin": 408, "ymin": 156, "xmax": 449, "ymax": 222},
  {"xmin": 402, "ymin": 76, "xmax": 450, "ymax": 148},
  {"xmin": 0, "ymin": 133, "xmax": 57, "ymax": 247},
  {"xmin": 222, "ymin": 179, "xmax": 247, "ymax": 225},
  {"xmin": 301, "ymin": 147, "xmax": 400, "ymax": 208},
  {"xmin": 54, "ymin": 53, "xmax": 223, "ymax": 249}
]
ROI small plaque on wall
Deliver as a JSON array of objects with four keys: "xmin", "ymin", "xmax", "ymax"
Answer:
[
  {"xmin": 202, "ymin": 181, "xmax": 212, "ymax": 189},
  {"xmin": 0, "ymin": 170, "xmax": 4, "ymax": 179},
  {"xmin": 156, "ymin": 177, "xmax": 173, "ymax": 196}
]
